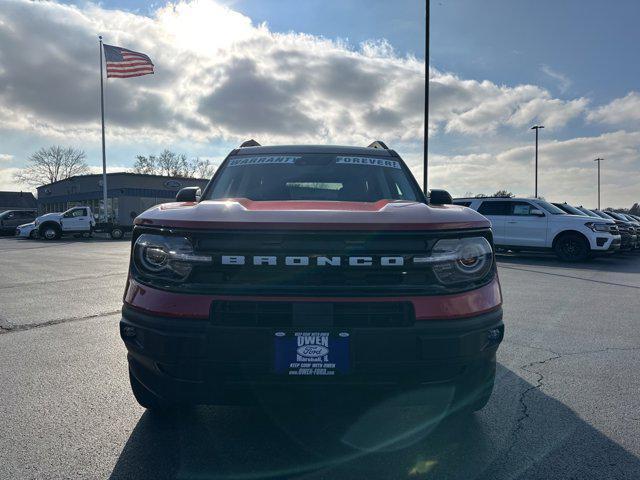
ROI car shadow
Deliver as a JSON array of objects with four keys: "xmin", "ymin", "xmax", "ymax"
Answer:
[
  {"xmin": 32, "ymin": 236, "xmax": 127, "ymax": 244},
  {"xmin": 497, "ymin": 251, "xmax": 640, "ymax": 274},
  {"xmin": 109, "ymin": 365, "xmax": 640, "ymax": 480}
]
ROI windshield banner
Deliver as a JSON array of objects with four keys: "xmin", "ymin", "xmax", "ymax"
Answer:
[
  {"xmin": 336, "ymin": 156, "xmax": 401, "ymax": 169},
  {"xmin": 229, "ymin": 156, "xmax": 301, "ymax": 167}
]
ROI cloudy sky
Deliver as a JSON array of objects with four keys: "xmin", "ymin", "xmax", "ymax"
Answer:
[{"xmin": 1, "ymin": 0, "xmax": 639, "ymax": 207}]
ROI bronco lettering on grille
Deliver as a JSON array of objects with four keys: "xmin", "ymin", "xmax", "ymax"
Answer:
[{"xmin": 219, "ymin": 255, "xmax": 406, "ymax": 266}]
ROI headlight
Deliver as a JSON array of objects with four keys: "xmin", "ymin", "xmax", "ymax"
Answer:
[
  {"xmin": 133, "ymin": 234, "xmax": 211, "ymax": 280},
  {"xmin": 414, "ymin": 237, "xmax": 494, "ymax": 285},
  {"xmin": 585, "ymin": 222, "xmax": 611, "ymax": 232}
]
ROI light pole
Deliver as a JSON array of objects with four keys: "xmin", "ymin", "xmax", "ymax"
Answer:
[
  {"xmin": 531, "ymin": 125, "xmax": 544, "ymax": 197},
  {"xmin": 594, "ymin": 158, "xmax": 604, "ymax": 210},
  {"xmin": 423, "ymin": 0, "xmax": 430, "ymax": 195}
]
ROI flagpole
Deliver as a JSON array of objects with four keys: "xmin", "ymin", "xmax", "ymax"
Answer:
[{"xmin": 99, "ymin": 35, "xmax": 108, "ymax": 223}]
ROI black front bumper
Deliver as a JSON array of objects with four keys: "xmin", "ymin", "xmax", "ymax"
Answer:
[{"xmin": 121, "ymin": 305, "xmax": 504, "ymax": 405}]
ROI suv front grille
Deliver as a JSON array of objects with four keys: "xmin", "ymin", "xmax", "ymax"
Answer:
[
  {"xmin": 133, "ymin": 227, "xmax": 495, "ymax": 296},
  {"xmin": 211, "ymin": 301, "xmax": 415, "ymax": 328}
]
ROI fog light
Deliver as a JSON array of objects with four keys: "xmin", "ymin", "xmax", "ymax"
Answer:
[
  {"xmin": 486, "ymin": 327, "xmax": 503, "ymax": 344},
  {"xmin": 122, "ymin": 325, "xmax": 137, "ymax": 338}
]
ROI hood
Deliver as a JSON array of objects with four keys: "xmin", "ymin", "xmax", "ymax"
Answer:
[
  {"xmin": 35, "ymin": 212, "xmax": 62, "ymax": 223},
  {"xmin": 134, "ymin": 198, "xmax": 490, "ymax": 231},
  {"xmin": 552, "ymin": 214, "xmax": 615, "ymax": 224}
]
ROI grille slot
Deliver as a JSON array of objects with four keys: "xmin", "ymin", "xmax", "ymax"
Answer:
[
  {"xmin": 211, "ymin": 301, "xmax": 415, "ymax": 328},
  {"xmin": 196, "ymin": 232, "xmax": 430, "ymax": 254}
]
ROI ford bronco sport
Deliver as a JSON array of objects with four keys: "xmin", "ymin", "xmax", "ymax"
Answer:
[{"xmin": 120, "ymin": 142, "xmax": 504, "ymax": 413}]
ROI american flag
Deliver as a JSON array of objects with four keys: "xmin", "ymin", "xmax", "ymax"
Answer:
[{"xmin": 103, "ymin": 44, "xmax": 154, "ymax": 78}]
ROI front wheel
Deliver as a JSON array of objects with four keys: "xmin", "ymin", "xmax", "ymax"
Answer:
[
  {"xmin": 129, "ymin": 370, "xmax": 172, "ymax": 411},
  {"xmin": 110, "ymin": 227, "xmax": 124, "ymax": 240},
  {"xmin": 554, "ymin": 233, "xmax": 590, "ymax": 262},
  {"xmin": 40, "ymin": 225, "xmax": 61, "ymax": 240},
  {"xmin": 454, "ymin": 358, "xmax": 496, "ymax": 414},
  {"xmin": 29, "ymin": 229, "xmax": 38, "ymax": 239}
]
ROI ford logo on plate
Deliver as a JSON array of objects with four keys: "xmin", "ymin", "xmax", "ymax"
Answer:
[{"xmin": 296, "ymin": 345, "xmax": 329, "ymax": 358}]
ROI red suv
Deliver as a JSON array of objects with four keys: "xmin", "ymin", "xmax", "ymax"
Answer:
[{"xmin": 120, "ymin": 142, "xmax": 503, "ymax": 413}]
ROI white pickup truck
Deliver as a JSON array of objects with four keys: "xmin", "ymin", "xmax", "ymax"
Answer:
[{"xmin": 35, "ymin": 206, "xmax": 96, "ymax": 240}]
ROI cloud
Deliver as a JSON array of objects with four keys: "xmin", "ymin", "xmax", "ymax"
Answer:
[
  {"xmin": 0, "ymin": 167, "xmax": 29, "ymax": 191},
  {"xmin": 1, "ymin": 0, "xmax": 635, "ymax": 205},
  {"xmin": 0, "ymin": 0, "xmax": 591, "ymax": 147},
  {"xmin": 429, "ymin": 130, "xmax": 640, "ymax": 207},
  {"xmin": 197, "ymin": 57, "xmax": 321, "ymax": 136},
  {"xmin": 587, "ymin": 91, "xmax": 640, "ymax": 127},
  {"xmin": 541, "ymin": 65, "xmax": 572, "ymax": 93},
  {"xmin": 430, "ymin": 71, "xmax": 588, "ymax": 135},
  {"xmin": 0, "ymin": 153, "xmax": 13, "ymax": 162},
  {"xmin": 87, "ymin": 165, "xmax": 131, "ymax": 175}
]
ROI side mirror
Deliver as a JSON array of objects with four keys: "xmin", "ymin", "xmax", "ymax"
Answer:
[
  {"xmin": 176, "ymin": 187, "xmax": 201, "ymax": 202},
  {"xmin": 429, "ymin": 189, "xmax": 453, "ymax": 205},
  {"xmin": 530, "ymin": 208, "xmax": 545, "ymax": 217}
]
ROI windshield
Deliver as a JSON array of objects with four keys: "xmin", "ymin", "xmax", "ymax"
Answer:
[
  {"xmin": 576, "ymin": 207, "xmax": 600, "ymax": 218},
  {"xmin": 207, "ymin": 154, "xmax": 422, "ymax": 202},
  {"xmin": 533, "ymin": 200, "xmax": 565, "ymax": 215},
  {"xmin": 603, "ymin": 211, "xmax": 623, "ymax": 220},
  {"xmin": 594, "ymin": 210, "xmax": 614, "ymax": 219},
  {"xmin": 556, "ymin": 203, "xmax": 586, "ymax": 216}
]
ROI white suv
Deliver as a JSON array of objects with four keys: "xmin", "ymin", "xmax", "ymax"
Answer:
[{"xmin": 453, "ymin": 197, "xmax": 621, "ymax": 261}]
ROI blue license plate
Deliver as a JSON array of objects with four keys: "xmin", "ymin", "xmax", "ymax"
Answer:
[{"xmin": 274, "ymin": 331, "xmax": 350, "ymax": 376}]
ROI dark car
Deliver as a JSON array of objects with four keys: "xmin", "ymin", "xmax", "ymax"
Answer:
[
  {"xmin": 119, "ymin": 141, "xmax": 504, "ymax": 414},
  {"xmin": 0, "ymin": 210, "xmax": 37, "ymax": 235},
  {"xmin": 593, "ymin": 209, "xmax": 638, "ymax": 250},
  {"xmin": 606, "ymin": 211, "xmax": 640, "ymax": 249}
]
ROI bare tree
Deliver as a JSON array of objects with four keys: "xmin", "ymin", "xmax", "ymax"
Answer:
[
  {"xmin": 193, "ymin": 158, "xmax": 217, "ymax": 179},
  {"xmin": 14, "ymin": 146, "xmax": 89, "ymax": 187},
  {"xmin": 132, "ymin": 150, "xmax": 217, "ymax": 178},
  {"xmin": 132, "ymin": 155, "xmax": 157, "ymax": 175},
  {"xmin": 493, "ymin": 190, "xmax": 514, "ymax": 198},
  {"xmin": 155, "ymin": 150, "xmax": 190, "ymax": 177}
]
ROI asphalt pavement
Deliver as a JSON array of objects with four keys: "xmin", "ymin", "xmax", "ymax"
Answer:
[{"xmin": 0, "ymin": 236, "xmax": 639, "ymax": 479}]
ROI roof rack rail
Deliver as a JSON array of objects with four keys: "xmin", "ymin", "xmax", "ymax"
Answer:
[
  {"xmin": 239, "ymin": 139, "xmax": 261, "ymax": 148},
  {"xmin": 367, "ymin": 140, "xmax": 389, "ymax": 149}
]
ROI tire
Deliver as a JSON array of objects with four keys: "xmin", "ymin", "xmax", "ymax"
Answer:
[
  {"xmin": 455, "ymin": 358, "xmax": 496, "ymax": 414},
  {"xmin": 40, "ymin": 224, "xmax": 61, "ymax": 241},
  {"xmin": 129, "ymin": 369, "xmax": 171, "ymax": 411},
  {"xmin": 29, "ymin": 229, "xmax": 38, "ymax": 239},
  {"xmin": 110, "ymin": 227, "xmax": 124, "ymax": 240},
  {"xmin": 467, "ymin": 363, "xmax": 495, "ymax": 412},
  {"xmin": 554, "ymin": 232, "xmax": 590, "ymax": 262}
]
